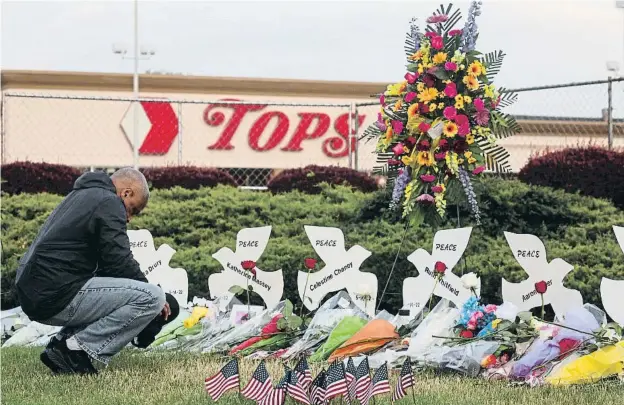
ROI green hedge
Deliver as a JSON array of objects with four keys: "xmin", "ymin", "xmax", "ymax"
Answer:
[{"xmin": 2, "ymin": 179, "xmax": 624, "ymax": 314}]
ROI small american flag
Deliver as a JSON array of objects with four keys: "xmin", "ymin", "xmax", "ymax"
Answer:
[
  {"xmin": 286, "ymin": 367, "xmax": 311, "ymax": 405},
  {"xmin": 362, "ymin": 363, "xmax": 390, "ymax": 405},
  {"xmin": 293, "ymin": 357, "xmax": 312, "ymax": 391},
  {"xmin": 204, "ymin": 358, "xmax": 240, "ymax": 401},
  {"xmin": 392, "ymin": 358, "xmax": 415, "ymax": 401},
  {"xmin": 344, "ymin": 357, "xmax": 357, "ymax": 402},
  {"xmin": 310, "ymin": 369, "xmax": 327, "ymax": 405},
  {"xmin": 324, "ymin": 361, "xmax": 349, "ymax": 402},
  {"xmin": 241, "ymin": 360, "xmax": 273, "ymax": 402},
  {"xmin": 260, "ymin": 372, "xmax": 289, "ymax": 405},
  {"xmin": 354, "ymin": 357, "xmax": 371, "ymax": 401}
]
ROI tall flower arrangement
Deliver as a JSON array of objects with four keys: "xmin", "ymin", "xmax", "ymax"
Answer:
[{"xmin": 364, "ymin": 2, "xmax": 520, "ymax": 225}]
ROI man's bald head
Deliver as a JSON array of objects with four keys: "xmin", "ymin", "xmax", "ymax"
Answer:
[{"xmin": 111, "ymin": 167, "xmax": 150, "ymax": 221}]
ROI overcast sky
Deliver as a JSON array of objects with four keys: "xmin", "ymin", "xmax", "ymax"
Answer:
[{"xmin": 1, "ymin": 0, "xmax": 624, "ymax": 117}]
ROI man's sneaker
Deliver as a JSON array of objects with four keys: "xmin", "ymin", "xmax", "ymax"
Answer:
[
  {"xmin": 42, "ymin": 337, "xmax": 98, "ymax": 375},
  {"xmin": 40, "ymin": 338, "xmax": 62, "ymax": 374}
]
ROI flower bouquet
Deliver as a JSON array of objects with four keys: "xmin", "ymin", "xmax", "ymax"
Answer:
[{"xmin": 363, "ymin": 2, "xmax": 521, "ymax": 225}]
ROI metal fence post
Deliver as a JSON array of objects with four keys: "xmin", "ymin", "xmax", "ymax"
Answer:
[
  {"xmin": 1, "ymin": 94, "xmax": 6, "ymax": 165},
  {"xmin": 608, "ymin": 76, "xmax": 614, "ymax": 150},
  {"xmin": 177, "ymin": 102, "xmax": 183, "ymax": 165},
  {"xmin": 353, "ymin": 105, "xmax": 359, "ymax": 171},
  {"xmin": 347, "ymin": 103, "xmax": 354, "ymax": 169}
]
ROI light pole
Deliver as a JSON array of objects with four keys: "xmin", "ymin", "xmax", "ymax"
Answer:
[{"xmin": 111, "ymin": 0, "xmax": 155, "ymax": 169}]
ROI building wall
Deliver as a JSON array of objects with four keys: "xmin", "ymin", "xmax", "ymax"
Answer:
[{"xmin": 2, "ymin": 71, "xmax": 621, "ymax": 172}]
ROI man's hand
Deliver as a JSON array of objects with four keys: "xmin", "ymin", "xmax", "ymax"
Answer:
[{"xmin": 161, "ymin": 302, "xmax": 171, "ymax": 321}]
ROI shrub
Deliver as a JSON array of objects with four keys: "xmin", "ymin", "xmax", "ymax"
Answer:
[
  {"xmin": 2, "ymin": 180, "xmax": 624, "ymax": 317},
  {"xmin": 141, "ymin": 166, "xmax": 237, "ymax": 189},
  {"xmin": 267, "ymin": 165, "xmax": 378, "ymax": 194},
  {"xmin": 1, "ymin": 161, "xmax": 82, "ymax": 195},
  {"xmin": 518, "ymin": 146, "xmax": 624, "ymax": 209}
]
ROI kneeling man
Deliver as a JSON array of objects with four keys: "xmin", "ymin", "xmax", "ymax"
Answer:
[{"xmin": 15, "ymin": 167, "xmax": 170, "ymax": 374}]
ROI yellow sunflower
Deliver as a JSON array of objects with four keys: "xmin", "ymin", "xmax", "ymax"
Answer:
[
  {"xmin": 432, "ymin": 52, "xmax": 448, "ymax": 65},
  {"xmin": 443, "ymin": 121, "xmax": 458, "ymax": 138},
  {"xmin": 466, "ymin": 134, "xmax": 475, "ymax": 145},
  {"xmin": 463, "ymin": 75, "xmax": 479, "ymax": 91},
  {"xmin": 468, "ymin": 61, "xmax": 484, "ymax": 77},
  {"xmin": 417, "ymin": 87, "xmax": 439, "ymax": 103}
]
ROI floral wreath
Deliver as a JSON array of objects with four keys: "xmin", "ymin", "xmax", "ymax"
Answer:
[{"xmin": 363, "ymin": 2, "xmax": 521, "ymax": 225}]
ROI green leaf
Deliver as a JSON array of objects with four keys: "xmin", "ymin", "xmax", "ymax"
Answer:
[
  {"xmin": 287, "ymin": 316, "xmax": 303, "ymax": 330},
  {"xmin": 277, "ymin": 318, "xmax": 288, "ymax": 330},
  {"xmin": 228, "ymin": 286, "xmax": 244, "ymax": 295},
  {"xmin": 304, "ymin": 317, "xmax": 312, "ymax": 327},
  {"xmin": 431, "ymin": 68, "xmax": 450, "ymax": 81},
  {"xmin": 283, "ymin": 300, "xmax": 293, "ymax": 317},
  {"xmin": 481, "ymin": 50, "xmax": 505, "ymax": 82},
  {"xmin": 497, "ymin": 88, "xmax": 518, "ymax": 109}
]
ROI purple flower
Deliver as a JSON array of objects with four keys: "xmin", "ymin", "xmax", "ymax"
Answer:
[
  {"xmin": 391, "ymin": 169, "xmax": 411, "ymax": 205},
  {"xmin": 475, "ymin": 110, "xmax": 490, "ymax": 126}
]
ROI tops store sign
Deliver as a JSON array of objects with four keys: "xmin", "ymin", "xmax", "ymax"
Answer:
[
  {"xmin": 114, "ymin": 98, "xmax": 371, "ymax": 169},
  {"xmin": 4, "ymin": 93, "xmax": 376, "ymax": 169}
]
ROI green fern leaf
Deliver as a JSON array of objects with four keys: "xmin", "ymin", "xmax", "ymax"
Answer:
[
  {"xmin": 476, "ymin": 139, "xmax": 512, "ymax": 173},
  {"xmin": 490, "ymin": 111, "xmax": 522, "ymax": 139},
  {"xmin": 481, "ymin": 50, "xmax": 505, "ymax": 82},
  {"xmin": 497, "ymin": 88, "xmax": 518, "ymax": 109}
]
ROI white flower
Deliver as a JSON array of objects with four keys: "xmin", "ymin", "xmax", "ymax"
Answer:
[
  {"xmin": 460, "ymin": 272, "xmax": 479, "ymax": 289},
  {"xmin": 495, "ymin": 302, "xmax": 519, "ymax": 321}
]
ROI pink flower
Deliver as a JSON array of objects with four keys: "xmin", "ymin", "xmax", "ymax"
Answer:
[
  {"xmin": 420, "ymin": 174, "xmax": 436, "ymax": 183},
  {"xmin": 443, "ymin": 106, "xmax": 457, "ymax": 120},
  {"xmin": 475, "ymin": 311, "xmax": 484, "ymax": 320},
  {"xmin": 444, "ymin": 61, "xmax": 458, "ymax": 71},
  {"xmin": 485, "ymin": 305, "xmax": 497, "ymax": 314},
  {"xmin": 405, "ymin": 92, "xmax": 417, "ymax": 103},
  {"xmin": 434, "ymin": 152, "xmax": 447, "ymax": 160},
  {"xmin": 444, "ymin": 82, "xmax": 458, "ymax": 98},
  {"xmin": 455, "ymin": 114, "xmax": 469, "ymax": 127},
  {"xmin": 405, "ymin": 72, "xmax": 418, "ymax": 84},
  {"xmin": 425, "ymin": 32, "xmax": 438, "ymax": 38},
  {"xmin": 474, "ymin": 98, "xmax": 485, "ymax": 111},
  {"xmin": 449, "ymin": 29, "xmax": 463, "ymax": 36},
  {"xmin": 380, "ymin": 95, "xmax": 385, "ymax": 105},
  {"xmin": 416, "ymin": 194, "xmax": 435, "ymax": 204},
  {"xmin": 455, "ymin": 114, "xmax": 470, "ymax": 136},
  {"xmin": 431, "ymin": 36, "xmax": 444, "ymax": 50},
  {"xmin": 426, "ymin": 14, "xmax": 449, "ymax": 23},
  {"xmin": 438, "ymin": 139, "xmax": 449, "ymax": 151},
  {"xmin": 419, "ymin": 103, "xmax": 430, "ymax": 113},
  {"xmin": 475, "ymin": 110, "xmax": 490, "ymax": 126},
  {"xmin": 416, "ymin": 140, "xmax": 430, "ymax": 151},
  {"xmin": 473, "ymin": 166, "xmax": 485, "ymax": 175},
  {"xmin": 392, "ymin": 120, "xmax": 404, "ymax": 134},
  {"xmin": 388, "ymin": 159, "xmax": 401, "ymax": 166},
  {"xmin": 406, "ymin": 136, "xmax": 417, "ymax": 145},
  {"xmin": 432, "ymin": 185, "xmax": 444, "ymax": 193},
  {"xmin": 392, "ymin": 143, "xmax": 405, "ymax": 155},
  {"xmin": 418, "ymin": 122, "xmax": 431, "ymax": 133},
  {"xmin": 467, "ymin": 319, "xmax": 477, "ymax": 330}
]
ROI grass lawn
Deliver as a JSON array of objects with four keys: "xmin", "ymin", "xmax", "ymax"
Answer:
[{"xmin": 1, "ymin": 347, "xmax": 623, "ymax": 405}]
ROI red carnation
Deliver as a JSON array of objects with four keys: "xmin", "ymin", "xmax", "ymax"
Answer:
[
  {"xmin": 241, "ymin": 260, "xmax": 257, "ymax": 276},
  {"xmin": 438, "ymin": 139, "xmax": 449, "ymax": 151},
  {"xmin": 416, "ymin": 140, "xmax": 430, "ymax": 151},
  {"xmin": 535, "ymin": 280, "xmax": 548, "ymax": 294},
  {"xmin": 460, "ymin": 330, "xmax": 474, "ymax": 339},
  {"xmin": 304, "ymin": 258, "xmax": 317, "ymax": 269},
  {"xmin": 453, "ymin": 140, "xmax": 469, "ymax": 154},
  {"xmin": 434, "ymin": 261, "xmax": 447, "ymax": 275}
]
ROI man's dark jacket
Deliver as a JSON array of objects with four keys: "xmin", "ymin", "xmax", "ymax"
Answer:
[{"xmin": 15, "ymin": 172, "xmax": 148, "ymax": 322}]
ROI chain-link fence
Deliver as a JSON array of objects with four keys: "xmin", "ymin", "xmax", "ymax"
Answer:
[
  {"xmin": 354, "ymin": 77, "xmax": 624, "ymax": 174},
  {"xmin": 1, "ymin": 78, "xmax": 622, "ymax": 186},
  {"xmin": 0, "ymin": 94, "xmax": 354, "ymax": 187}
]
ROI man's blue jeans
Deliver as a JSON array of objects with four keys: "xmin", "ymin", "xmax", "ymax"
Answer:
[{"xmin": 41, "ymin": 277, "xmax": 165, "ymax": 365}]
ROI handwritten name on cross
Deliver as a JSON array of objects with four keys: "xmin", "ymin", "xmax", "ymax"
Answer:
[
  {"xmin": 502, "ymin": 232, "xmax": 583, "ymax": 319},
  {"xmin": 209, "ymin": 226, "xmax": 284, "ymax": 309},
  {"xmin": 403, "ymin": 227, "xmax": 479, "ymax": 315},
  {"xmin": 127, "ymin": 229, "xmax": 189, "ymax": 307},
  {"xmin": 297, "ymin": 226, "xmax": 376, "ymax": 316}
]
